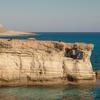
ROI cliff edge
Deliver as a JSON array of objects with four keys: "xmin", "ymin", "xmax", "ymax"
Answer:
[{"xmin": 0, "ymin": 39, "xmax": 95, "ymax": 86}]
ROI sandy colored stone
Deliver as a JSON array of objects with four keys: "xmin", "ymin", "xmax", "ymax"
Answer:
[{"xmin": 0, "ymin": 39, "xmax": 95, "ymax": 86}]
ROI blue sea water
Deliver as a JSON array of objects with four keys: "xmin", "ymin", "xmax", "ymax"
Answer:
[{"xmin": 0, "ymin": 32, "xmax": 100, "ymax": 100}]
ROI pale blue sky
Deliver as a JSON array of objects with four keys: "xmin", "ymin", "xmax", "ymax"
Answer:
[{"xmin": 0, "ymin": 0, "xmax": 100, "ymax": 32}]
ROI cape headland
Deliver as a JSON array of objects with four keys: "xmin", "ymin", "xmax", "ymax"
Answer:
[
  {"xmin": 0, "ymin": 24, "xmax": 36, "ymax": 36},
  {"xmin": 0, "ymin": 39, "xmax": 96, "ymax": 86}
]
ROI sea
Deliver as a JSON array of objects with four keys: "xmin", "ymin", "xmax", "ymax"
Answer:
[{"xmin": 0, "ymin": 32, "xmax": 100, "ymax": 100}]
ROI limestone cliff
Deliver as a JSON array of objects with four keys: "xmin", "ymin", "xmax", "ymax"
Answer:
[{"xmin": 0, "ymin": 39, "xmax": 95, "ymax": 86}]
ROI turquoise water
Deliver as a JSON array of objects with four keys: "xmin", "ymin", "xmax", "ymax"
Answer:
[
  {"xmin": 0, "ymin": 84, "xmax": 100, "ymax": 100},
  {"xmin": 0, "ymin": 32, "xmax": 100, "ymax": 100},
  {"xmin": 0, "ymin": 85, "xmax": 100, "ymax": 100}
]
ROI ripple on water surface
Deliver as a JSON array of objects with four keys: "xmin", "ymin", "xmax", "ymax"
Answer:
[{"xmin": 0, "ymin": 83, "xmax": 100, "ymax": 100}]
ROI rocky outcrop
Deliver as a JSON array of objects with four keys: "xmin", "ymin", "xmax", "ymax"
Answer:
[
  {"xmin": 0, "ymin": 39, "xmax": 95, "ymax": 86},
  {"xmin": 95, "ymin": 71, "xmax": 100, "ymax": 79}
]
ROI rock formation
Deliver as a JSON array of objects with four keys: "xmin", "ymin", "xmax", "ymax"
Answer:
[
  {"xmin": 0, "ymin": 39, "xmax": 95, "ymax": 86},
  {"xmin": 95, "ymin": 71, "xmax": 100, "ymax": 79}
]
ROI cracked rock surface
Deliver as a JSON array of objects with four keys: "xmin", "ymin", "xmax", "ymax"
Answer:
[{"xmin": 0, "ymin": 39, "xmax": 95, "ymax": 86}]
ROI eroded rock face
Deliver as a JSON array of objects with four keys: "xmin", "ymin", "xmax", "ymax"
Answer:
[{"xmin": 0, "ymin": 39, "xmax": 95, "ymax": 86}]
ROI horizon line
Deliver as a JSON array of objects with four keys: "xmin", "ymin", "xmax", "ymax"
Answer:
[{"xmin": 30, "ymin": 32, "xmax": 100, "ymax": 33}]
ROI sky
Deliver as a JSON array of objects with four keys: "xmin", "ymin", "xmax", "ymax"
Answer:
[{"xmin": 0, "ymin": 0, "xmax": 100, "ymax": 32}]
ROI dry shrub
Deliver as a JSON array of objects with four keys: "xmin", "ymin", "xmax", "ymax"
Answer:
[{"xmin": 54, "ymin": 43, "xmax": 64, "ymax": 51}]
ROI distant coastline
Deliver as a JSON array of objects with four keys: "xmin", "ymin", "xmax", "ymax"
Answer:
[
  {"xmin": 0, "ymin": 24, "xmax": 37, "ymax": 37},
  {"xmin": 0, "ymin": 31, "xmax": 37, "ymax": 37}
]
